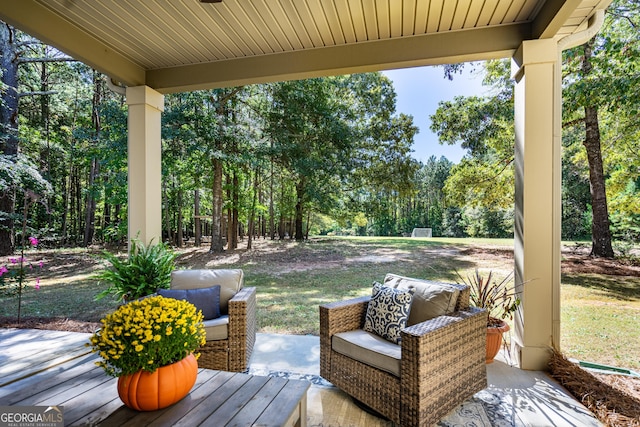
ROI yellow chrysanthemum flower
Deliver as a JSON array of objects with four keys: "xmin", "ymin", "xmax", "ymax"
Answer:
[{"xmin": 89, "ymin": 295, "xmax": 206, "ymax": 378}]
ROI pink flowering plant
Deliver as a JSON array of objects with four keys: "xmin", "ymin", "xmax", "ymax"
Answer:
[{"xmin": 0, "ymin": 236, "xmax": 44, "ymax": 323}]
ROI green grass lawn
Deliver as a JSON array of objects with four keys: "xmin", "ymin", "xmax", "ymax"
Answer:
[
  {"xmin": 561, "ymin": 274, "xmax": 640, "ymax": 369},
  {"xmin": 1, "ymin": 236, "xmax": 638, "ymax": 369}
]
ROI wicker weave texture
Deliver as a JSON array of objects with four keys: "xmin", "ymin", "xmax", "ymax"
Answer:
[
  {"xmin": 198, "ymin": 339, "xmax": 229, "ymax": 371},
  {"xmin": 228, "ymin": 286, "xmax": 257, "ymax": 372},
  {"xmin": 319, "ymin": 283, "xmax": 488, "ymax": 427},
  {"xmin": 198, "ymin": 286, "xmax": 256, "ymax": 373},
  {"xmin": 401, "ymin": 307, "xmax": 487, "ymax": 426}
]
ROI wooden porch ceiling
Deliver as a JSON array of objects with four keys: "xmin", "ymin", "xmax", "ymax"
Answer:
[{"xmin": 0, "ymin": 0, "xmax": 611, "ymax": 93}]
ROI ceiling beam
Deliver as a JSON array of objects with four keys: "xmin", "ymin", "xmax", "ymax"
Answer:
[
  {"xmin": 148, "ymin": 23, "xmax": 531, "ymax": 93},
  {"xmin": 0, "ymin": 0, "xmax": 145, "ymax": 86},
  {"xmin": 531, "ymin": 0, "xmax": 584, "ymax": 39}
]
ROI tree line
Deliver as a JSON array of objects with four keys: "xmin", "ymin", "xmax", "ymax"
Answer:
[{"xmin": 1, "ymin": 0, "xmax": 638, "ymax": 258}]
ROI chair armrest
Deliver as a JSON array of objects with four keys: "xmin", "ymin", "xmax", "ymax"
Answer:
[
  {"xmin": 399, "ymin": 307, "xmax": 488, "ymax": 426},
  {"xmin": 319, "ymin": 296, "xmax": 370, "ymax": 380},
  {"xmin": 401, "ymin": 306, "xmax": 486, "ymax": 339},
  {"xmin": 227, "ymin": 286, "xmax": 257, "ymax": 371},
  {"xmin": 320, "ymin": 296, "xmax": 370, "ymax": 337}
]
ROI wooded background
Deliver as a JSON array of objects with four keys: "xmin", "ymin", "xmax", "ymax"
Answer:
[{"xmin": 0, "ymin": 1, "xmax": 638, "ymax": 258}]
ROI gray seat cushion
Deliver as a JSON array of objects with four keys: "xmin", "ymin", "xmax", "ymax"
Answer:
[
  {"xmin": 202, "ymin": 315, "xmax": 229, "ymax": 341},
  {"xmin": 384, "ymin": 273, "xmax": 460, "ymax": 326},
  {"xmin": 332, "ymin": 329, "xmax": 401, "ymax": 377}
]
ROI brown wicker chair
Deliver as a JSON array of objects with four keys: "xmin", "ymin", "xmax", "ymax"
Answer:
[
  {"xmin": 320, "ymin": 276, "xmax": 487, "ymax": 427},
  {"xmin": 170, "ymin": 269, "xmax": 256, "ymax": 372}
]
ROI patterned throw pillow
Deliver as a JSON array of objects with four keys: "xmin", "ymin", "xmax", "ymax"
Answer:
[{"xmin": 363, "ymin": 282, "xmax": 414, "ymax": 344}]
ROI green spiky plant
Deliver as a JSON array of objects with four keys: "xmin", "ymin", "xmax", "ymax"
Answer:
[{"xmin": 94, "ymin": 239, "xmax": 176, "ymax": 302}]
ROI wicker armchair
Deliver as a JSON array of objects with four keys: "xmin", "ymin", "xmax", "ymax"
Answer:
[
  {"xmin": 320, "ymin": 276, "xmax": 487, "ymax": 427},
  {"xmin": 170, "ymin": 269, "xmax": 256, "ymax": 372}
]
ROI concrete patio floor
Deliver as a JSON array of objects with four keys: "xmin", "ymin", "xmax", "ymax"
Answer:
[
  {"xmin": 0, "ymin": 328, "xmax": 602, "ymax": 426},
  {"xmin": 251, "ymin": 333, "xmax": 602, "ymax": 427}
]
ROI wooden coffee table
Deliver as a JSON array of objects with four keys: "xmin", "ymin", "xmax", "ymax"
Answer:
[
  {"xmin": 1, "ymin": 352, "xmax": 310, "ymax": 427},
  {"xmin": 100, "ymin": 369, "xmax": 310, "ymax": 427}
]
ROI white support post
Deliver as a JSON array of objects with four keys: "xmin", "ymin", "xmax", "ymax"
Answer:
[
  {"xmin": 126, "ymin": 85, "xmax": 164, "ymax": 246},
  {"xmin": 511, "ymin": 39, "xmax": 562, "ymax": 370}
]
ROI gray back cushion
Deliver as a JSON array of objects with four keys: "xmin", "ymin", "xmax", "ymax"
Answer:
[
  {"xmin": 384, "ymin": 273, "xmax": 460, "ymax": 326},
  {"xmin": 158, "ymin": 286, "xmax": 221, "ymax": 320},
  {"xmin": 171, "ymin": 269, "xmax": 243, "ymax": 315}
]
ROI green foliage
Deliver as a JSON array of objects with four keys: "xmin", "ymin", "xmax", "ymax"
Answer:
[
  {"xmin": 6, "ymin": 15, "xmax": 639, "ymax": 249},
  {"xmin": 444, "ymin": 157, "xmax": 514, "ymax": 209},
  {"xmin": 430, "ymin": 60, "xmax": 516, "ymax": 212},
  {"xmin": 462, "ymin": 207, "xmax": 513, "ymax": 238},
  {"xmin": 561, "ymin": 1, "xmax": 640, "ymax": 252},
  {"xmin": 457, "ymin": 270, "xmax": 521, "ymax": 326},
  {"xmin": 0, "ymin": 236, "xmax": 43, "ymax": 322},
  {"xmin": 94, "ymin": 239, "xmax": 177, "ymax": 301},
  {"xmin": 0, "ymin": 154, "xmax": 52, "ymax": 203},
  {"xmin": 442, "ymin": 207, "xmax": 466, "ymax": 237}
]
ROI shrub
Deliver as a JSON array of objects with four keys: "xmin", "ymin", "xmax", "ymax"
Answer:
[{"xmin": 94, "ymin": 239, "xmax": 176, "ymax": 301}]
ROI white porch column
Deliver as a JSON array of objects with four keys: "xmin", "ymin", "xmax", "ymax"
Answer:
[
  {"xmin": 126, "ymin": 85, "xmax": 164, "ymax": 246},
  {"xmin": 512, "ymin": 39, "xmax": 562, "ymax": 370}
]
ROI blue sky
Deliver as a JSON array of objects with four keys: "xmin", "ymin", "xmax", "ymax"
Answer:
[{"xmin": 382, "ymin": 65, "xmax": 487, "ymax": 164}]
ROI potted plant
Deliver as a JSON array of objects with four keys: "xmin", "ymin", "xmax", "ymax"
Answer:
[
  {"xmin": 94, "ymin": 239, "xmax": 176, "ymax": 302},
  {"xmin": 457, "ymin": 269, "xmax": 522, "ymax": 363},
  {"xmin": 88, "ymin": 295, "xmax": 207, "ymax": 411}
]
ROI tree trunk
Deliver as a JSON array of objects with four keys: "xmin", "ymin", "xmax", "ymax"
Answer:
[
  {"xmin": 61, "ymin": 165, "xmax": 69, "ymax": 242},
  {"xmin": 269, "ymin": 158, "xmax": 275, "ymax": 240},
  {"xmin": 194, "ymin": 189, "xmax": 201, "ymax": 246},
  {"xmin": 582, "ymin": 41, "xmax": 614, "ymax": 258},
  {"xmin": 232, "ymin": 171, "xmax": 239, "ymax": 246},
  {"xmin": 247, "ymin": 168, "xmax": 259, "ymax": 250},
  {"xmin": 75, "ymin": 168, "xmax": 82, "ymax": 242},
  {"xmin": 176, "ymin": 187, "xmax": 183, "ymax": 247},
  {"xmin": 83, "ymin": 157, "xmax": 99, "ymax": 246},
  {"xmin": 226, "ymin": 174, "xmax": 232, "ymax": 248},
  {"xmin": 294, "ymin": 179, "xmax": 305, "ymax": 240},
  {"xmin": 0, "ymin": 23, "xmax": 19, "ymax": 255},
  {"xmin": 163, "ymin": 179, "xmax": 171, "ymax": 244},
  {"xmin": 40, "ymin": 55, "xmax": 54, "ymax": 233},
  {"xmin": 83, "ymin": 73, "xmax": 101, "ymax": 247},
  {"xmin": 210, "ymin": 157, "xmax": 225, "ymax": 253}
]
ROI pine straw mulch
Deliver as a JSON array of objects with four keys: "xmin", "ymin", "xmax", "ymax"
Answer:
[
  {"xmin": 549, "ymin": 350, "xmax": 640, "ymax": 427},
  {"xmin": 0, "ymin": 316, "xmax": 101, "ymax": 333}
]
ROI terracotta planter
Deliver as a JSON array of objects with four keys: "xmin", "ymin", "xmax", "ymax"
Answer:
[
  {"xmin": 117, "ymin": 353, "xmax": 198, "ymax": 411},
  {"xmin": 486, "ymin": 321, "xmax": 510, "ymax": 364}
]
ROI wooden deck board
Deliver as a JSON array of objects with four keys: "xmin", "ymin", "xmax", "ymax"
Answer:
[
  {"xmin": 171, "ymin": 373, "xmax": 252, "ymax": 427},
  {"xmin": 0, "ymin": 328, "xmax": 91, "ymax": 387},
  {"xmin": 106, "ymin": 370, "xmax": 223, "ymax": 427},
  {"xmin": 254, "ymin": 380, "xmax": 310, "ymax": 426},
  {"xmin": 200, "ymin": 375, "xmax": 271, "ymax": 426},
  {"xmin": 0, "ymin": 352, "xmax": 97, "ymax": 400},
  {"xmin": 224, "ymin": 377, "xmax": 289, "ymax": 426},
  {"xmin": 1, "ymin": 329, "xmax": 310, "ymax": 427}
]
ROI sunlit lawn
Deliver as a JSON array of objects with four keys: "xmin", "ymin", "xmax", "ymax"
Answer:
[
  {"xmin": 561, "ymin": 274, "xmax": 640, "ymax": 369},
  {"xmin": 1, "ymin": 236, "xmax": 638, "ymax": 370}
]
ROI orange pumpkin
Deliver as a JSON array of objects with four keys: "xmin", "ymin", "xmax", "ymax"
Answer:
[{"xmin": 117, "ymin": 353, "xmax": 198, "ymax": 411}]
